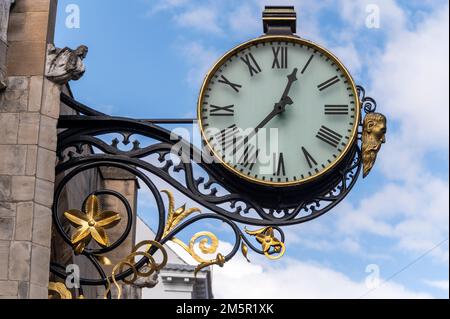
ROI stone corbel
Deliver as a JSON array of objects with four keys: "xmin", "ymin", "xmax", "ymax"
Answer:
[{"xmin": 45, "ymin": 43, "xmax": 88, "ymax": 85}]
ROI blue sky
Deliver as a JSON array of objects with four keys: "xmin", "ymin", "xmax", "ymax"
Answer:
[{"xmin": 55, "ymin": 0, "xmax": 449, "ymax": 298}]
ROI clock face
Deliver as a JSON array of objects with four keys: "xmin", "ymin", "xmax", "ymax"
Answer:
[{"xmin": 198, "ymin": 36, "xmax": 359, "ymax": 186}]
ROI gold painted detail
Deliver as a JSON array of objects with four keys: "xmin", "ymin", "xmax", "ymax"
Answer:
[
  {"xmin": 172, "ymin": 231, "xmax": 219, "ymax": 264},
  {"xmin": 48, "ymin": 282, "xmax": 72, "ymax": 299},
  {"xmin": 161, "ymin": 190, "xmax": 200, "ymax": 237},
  {"xmin": 241, "ymin": 242, "xmax": 250, "ymax": 262},
  {"xmin": 105, "ymin": 240, "xmax": 168, "ymax": 299},
  {"xmin": 245, "ymin": 227, "xmax": 286, "ymax": 260},
  {"xmin": 95, "ymin": 255, "xmax": 113, "ymax": 266},
  {"xmin": 160, "ymin": 190, "xmax": 225, "ymax": 276},
  {"xmin": 362, "ymin": 113, "xmax": 387, "ymax": 178},
  {"xmin": 64, "ymin": 195, "xmax": 121, "ymax": 254},
  {"xmin": 194, "ymin": 253, "xmax": 225, "ymax": 277}
]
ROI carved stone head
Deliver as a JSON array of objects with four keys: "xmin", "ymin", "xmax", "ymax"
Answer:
[
  {"xmin": 74, "ymin": 45, "xmax": 89, "ymax": 59},
  {"xmin": 362, "ymin": 112, "xmax": 387, "ymax": 178}
]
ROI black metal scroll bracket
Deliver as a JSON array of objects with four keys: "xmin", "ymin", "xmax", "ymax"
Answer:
[
  {"xmin": 50, "ymin": 91, "xmax": 368, "ymax": 296},
  {"xmin": 57, "ymin": 92, "xmax": 363, "ymax": 226}
]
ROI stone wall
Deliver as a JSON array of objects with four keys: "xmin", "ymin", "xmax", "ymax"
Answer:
[
  {"xmin": 0, "ymin": 0, "xmax": 14, "ymax": 89},
  {"xmin": 0, "ymin": 0, "xmax": 58, "ymax": 299}
]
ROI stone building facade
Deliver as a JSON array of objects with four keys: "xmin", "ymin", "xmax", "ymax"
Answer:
[
  {"xmin": 1, "ymin": 0, "xmax": 60, "ymax": 299},
  {"xmin": 1, "ymin": 0, "xmax": 212, "ymax": 299}
]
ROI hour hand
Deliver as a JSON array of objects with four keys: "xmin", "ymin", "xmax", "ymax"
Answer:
[{"xmin": 283, "ymin": 96, "xmax": 293, "ymax": 105}]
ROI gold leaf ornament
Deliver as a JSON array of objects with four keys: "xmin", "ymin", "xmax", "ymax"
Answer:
[
  {"xmin": 64, "ymin": 195, "xmax": 121, "ymax": 253},
  {"xmin": 241, "ymin": 242, "xmax": 250, "ymax": 262},
  {"xmin": 160, "ymin": 190, "xmax": 226, "ymax": 278},
  {"xmin": 48, "ymin": 282, "xmax": 72, "ymax": 299},
  {"xmin": 95, "ymin": 255, "xmax": 113, "ymax": 266},
  {"xmin": 161, "ymin": 190, "xmax": 200, "ymax": 237},
  {"xmin": 245, "ymin": 226, "xmax": 286, "ymax": 260}
]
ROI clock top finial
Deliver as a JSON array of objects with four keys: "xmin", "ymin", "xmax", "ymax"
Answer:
[{"xmin": 263, "ymin": 6, "xmax": 297, "ymax": 35}]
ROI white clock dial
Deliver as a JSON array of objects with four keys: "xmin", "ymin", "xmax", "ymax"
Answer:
[{"xmin": 198, "ymin": 36, "xmax": 360, "ymax": 186}]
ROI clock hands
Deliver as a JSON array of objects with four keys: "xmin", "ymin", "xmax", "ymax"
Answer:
[
  {"xmin": 280, "ymin": 68, "xmax": 298, "ymax": 105},
  {"xmin": 255, "ymin": 67, "xmax": 298, "ymax": 132},
  {"xmin": 254, "ymin": 95, "xmax": 293, "ymax": 133},
  {"xmin": 232, "ymin": 68, "xmax": 298, "ymax": 156}
]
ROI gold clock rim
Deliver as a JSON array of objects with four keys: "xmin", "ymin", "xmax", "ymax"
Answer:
[{"xmin": 197, "ymin": 35, "xmax": 361, "ymax": 187}]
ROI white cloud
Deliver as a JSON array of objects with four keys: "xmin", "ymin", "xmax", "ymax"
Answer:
[
  {"xmin": 337, "ymin": 4, "xmax": 450, "ymax": 262},
  {"xmin": 336, "ymin": 177, "xmax": 449, "ymax": 262},
  {"xmin": 212, "ymin": 247, "xmax": 433, "ymax": 299},
  {"xmin": 175, "ymin": 7, "xmax": 221, "ymax": 34},
  {"xmin": 227, "ymin": 4, "xmax": 260, "ymax": 38},
  {"xmin": 330, "ymin": 43, "xmax": 363, "ymax": 75},
  {"xmin": 166, "ymin": 239, "xmax": 434, "ymax": 298},
  {"xmin": 148, "ymin": 0, "xmax": 190, "ymax": 14},
  {"xmin": 338, "ymin": 0, "xmax": 407, "ymax": 32},
  {"xmin": 370, "ymin": 5, "xmax": 449, "ymax": 150},
  {"xmin": 424, "ymin": 280, "xmax": 449, "ymax": 292},
  {"xmin": 178, "ymin": 41, "xmax": 220, "ymax": 87}
]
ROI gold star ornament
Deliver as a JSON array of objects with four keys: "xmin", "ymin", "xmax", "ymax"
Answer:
[
  {"xmin": 245, "ymin": 226, "xmax": 286, "ymax": 260},
  {"xmin": 64, "ymin": 195, "xmax": 121, "ymax": 254}
]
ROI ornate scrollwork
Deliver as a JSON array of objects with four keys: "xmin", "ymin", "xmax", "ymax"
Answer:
[
  {"xmin": 245, "ymin": 227, "xmax": 286, "ymax": 260},
  {"xmin": 50, "ymin": 92, "xmax": 370, "ymax": 298},
  {"xmin": 357, "ymin": 85, "xmax": 377, "ymax": 114},
  {"xmin": 104, "ymin": 240, "xmax": 168, "ymax": 299},
  {"xmin": 48, "ymin": 282, "xmax": 73, "ymax": 299}
]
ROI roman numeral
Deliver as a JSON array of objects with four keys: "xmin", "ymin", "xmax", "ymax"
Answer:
[
  {"xmin": 215, "ymin": 125, "xmax": 241, "ymax": 151},
  {"xmin": 274, "ymin": 152, "xmax": 286, "ymax": 176},
  {"xmin": 301, "ymin": 55, "xmax": 314, "ymax": 74},
  {"xmin": 218, "ymin": 75, "xmax": 242, "ymax": 93},
  {"xmin": 316, "ymin": 126, "xmax": 343, "ymax": 148},
  {"xmin": 238, "ymin": 143, "xmax": 259, "ymax": 170},
  {"xmin": 209, "ymin": 104, "xmax": 234, "ymax": 116},
  {"xmin": 318, "ymin": 76, "xmax": 340, "ymax": 91},
  {"xmin": 324, "ymin": 104, "xmax": 349, "ymax": 115},
  {"xmin": 240, "ymin": 53, "xmax": 262, "ymax": 77},
  {"xmin": 301, "ymin": 147, "xmax": 318, "ymax": 169},
  {"xmin": 272, "ymin": 46, "xmax": 288, "ymax": 69}
]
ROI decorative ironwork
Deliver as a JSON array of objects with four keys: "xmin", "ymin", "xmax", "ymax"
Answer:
[
  {"xmin": 104, "ymin": 240, "xmax": 168, "ymax": 299},
  {"xmin": 64, "ymin": 195, "xmax": 121, "ymax": 254},
  {"xmin": 357, "ymin": 85, "xmax": 377, "ymax": 114},
  {"xmin": 50, "ymin": 88, "xmax": 370, "ymax": 298},
  {"xmin": 244, "ymin": 227, "xmax": 286, "ymax": 260},
  {"xmin": 48, "ymin": 282, "xmax": 73, "ymax": 299}
]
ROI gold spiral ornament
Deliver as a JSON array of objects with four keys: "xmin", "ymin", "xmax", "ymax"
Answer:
[
  {"xmin": 104, "ymin": 240, "xmax": 168, "ymax": 299},
  {"xmin": 172, "ymin": 231, "xmax": 219, "ymax": 264},
  {"xmin": 48, "ymin": 282, "xmax": 73, "ymax": 299}
]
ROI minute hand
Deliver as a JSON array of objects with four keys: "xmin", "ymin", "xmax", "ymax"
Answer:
[
  {"xmin": 231, "ymin": 69, "xmax": 298, "ymax": 156},
  {"xmin": 255, "ymin": 67, "xmax": 299, "ymax": 131},
  {"xmin": 279, "ymin": 68, "xmax": 298, "ymax": 103}
]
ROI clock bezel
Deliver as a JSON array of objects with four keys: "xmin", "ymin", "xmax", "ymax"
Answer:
[{"xmin": 197, "ymin": 35, "xmax": 361, "ymax": 187}]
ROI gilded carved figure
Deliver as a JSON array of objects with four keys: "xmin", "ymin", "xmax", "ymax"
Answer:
[{"xmin": 362, "ymin": 112, "xmax": 387, "ymax": 178}]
